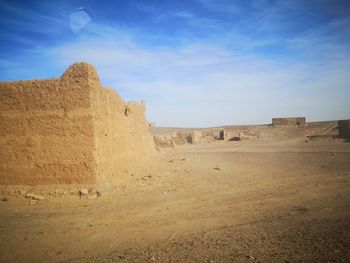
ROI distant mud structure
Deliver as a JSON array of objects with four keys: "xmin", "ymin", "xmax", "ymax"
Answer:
[
  {"xmin": 153, "ymin": 130, "xmax": 203, "ymax": 148},
  {"xmin": 0, "ymin": 63, "xmax": 155, "ymax": 185},
  {"xmin": 272, "ymin": 117, "xmax": 306, "ymax": 126},
  {"xmin": 338, "ymin": 120, "xmax": 350, "ymax": 139}
]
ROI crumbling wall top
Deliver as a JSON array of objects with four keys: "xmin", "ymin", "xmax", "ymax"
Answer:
[{"xmin": 60, "ymin": 62, "xmax": 100, "ymax": 84}]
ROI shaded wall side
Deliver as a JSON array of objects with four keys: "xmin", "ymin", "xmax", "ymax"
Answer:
[
  {"xmin": 338, "ymin": 120, "xmax": 350, "ymax": 138},
  {"xmin": 90, "ymin": 84, "xmax": 155, "ymax": 185},
  {"xmin": 0, "ymin": 78, "xmax": 96, "ymax": 185}
]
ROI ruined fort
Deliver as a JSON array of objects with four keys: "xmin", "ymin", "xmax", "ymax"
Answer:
[{"xmin": 0, "ymin": 63, "xmax": 155, "ymax": 185}]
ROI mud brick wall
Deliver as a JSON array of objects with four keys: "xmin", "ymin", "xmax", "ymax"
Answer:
[
  {"xmin": 0, "ymin": 63, "xmax": 154, "ymax": 185},
  {"xmin": 338, "ymin": 120, "xmax": 350, "ymax": 139},
  {"xmin": 272, "ymin": 117, "xmax": 306, "ymax": 126},
  {"xmin": 90, "ymin": 87, "xmax": 155, "ymax": 185}
]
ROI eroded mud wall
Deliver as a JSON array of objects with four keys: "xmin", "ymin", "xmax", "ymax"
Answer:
[
  {"xmin": 0, "ymin": 62, "xmax": 155, "ymax": 185},
  {"xmin": 90, "ymin": 83, "xmax": 155, "ymax": 184},
  {"xmin": 0, "ymin": 66, "xmax": 96, "ymax": 185}
]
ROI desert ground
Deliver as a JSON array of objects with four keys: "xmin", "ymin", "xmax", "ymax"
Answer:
[{"xmin": 1, "ymin": 123, "xmax": 350, "ymax": 263}]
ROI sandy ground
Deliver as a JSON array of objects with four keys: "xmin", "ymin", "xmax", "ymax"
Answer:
[{"xmin": 1, "ymin": 139, "xmax": 350, "ymax": 262}]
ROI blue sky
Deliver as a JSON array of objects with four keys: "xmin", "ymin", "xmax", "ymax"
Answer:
[{"xmin": 0, "ymin": 0, "xmax": 349, "ymax": 127}]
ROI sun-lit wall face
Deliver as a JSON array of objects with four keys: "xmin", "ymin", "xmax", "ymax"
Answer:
[
  {"xmin": 0, "ymin": 1, "xmax": 349, "ymax": 127},
  {"xmin": 0, "ymin": 69, "xmax": 96, "ymax": 185},
  {"xmin": 0, "ymin": 63, "xmax": 155, "ymax": 185}
]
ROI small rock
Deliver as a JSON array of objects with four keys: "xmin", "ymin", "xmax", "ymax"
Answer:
[
  {"xmin": 79, "ymin": 189, "xmax": 88, "ymax": 197},
  {"xmin": 245, "ymin": 255, "xmax": 255, "ymax": 260},
  {"xmin": 88, "ymin": 194, "xmax": 97, "ymax": 199},
  {"xmin": 30, "ymin": 200, "xmax": 38, "ymax": 205},
  {"xmin": 88, "ymin": 188, "xmax": 97, "ymax": 194},
  {"xmin": 25, "ymin": 193, "xmax": 44, "ymax": 200},
  {"xmin": 150, "ymin": 256, "xmax": 156, "ymax": 261},
  {"xmin": 25, "ymin": 193, "xmax": 35, "ymax": 199},
  {"xmin": 213, "ymin": 166, "xmax": 221, "ymax": 171},
  {"xmin": 32, "ymin": 194, "xmax": 45, "ymax": 201},
  {"xmin": 1, "ymin": 196, "xmax": 8, "ymax": 202}
]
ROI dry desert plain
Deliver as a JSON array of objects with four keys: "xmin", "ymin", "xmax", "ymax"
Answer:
[{"xmin": 1, "ymin": 124, "xmax": 350, "ymax": 263}]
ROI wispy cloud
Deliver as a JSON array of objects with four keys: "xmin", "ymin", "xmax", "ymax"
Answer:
[
  {"xmin": 1, "ymin": 0, "xmax": 349, "ymax": 127},
  {"xmin": 197, "ymin": 0, "xmax": 241, "ymax": 14},
  {"xmin": 39, "ymin": 25, "xmax": 349, "ymax": 126}
]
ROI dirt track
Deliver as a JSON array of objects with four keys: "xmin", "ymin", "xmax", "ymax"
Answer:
[{"xmin": 1, "ymin": 139, "xmax": 350, "ymax": 262}]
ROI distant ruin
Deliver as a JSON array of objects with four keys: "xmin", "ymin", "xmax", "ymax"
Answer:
[
  {"xmin": 175, "ymin": 130, "xmax": 202, "ymax": 144},
  {"xmin": 219, "ymin": 130, "xmax": 226, "ymax": 140},
  {"xmin": 338, "ymin": 120, "xmax": 350, "ymax": 139},
  {"xmin": 217, "ymin": 129, "xmax": 258, "ymax": 141},
  {"xmin": 0, "ymin": 63, "xmax": 155, "ymax": 185},
  {"xmin": 153, "ymin": 127, "xmax": 261, "ymax": 148},
  {"xmin": 153, "ymin": 130, "xmax": 203, "ymax": 148},
  {"xmin": 272, "ymin": 117, "xmax": 306, "ymax": 126}
]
